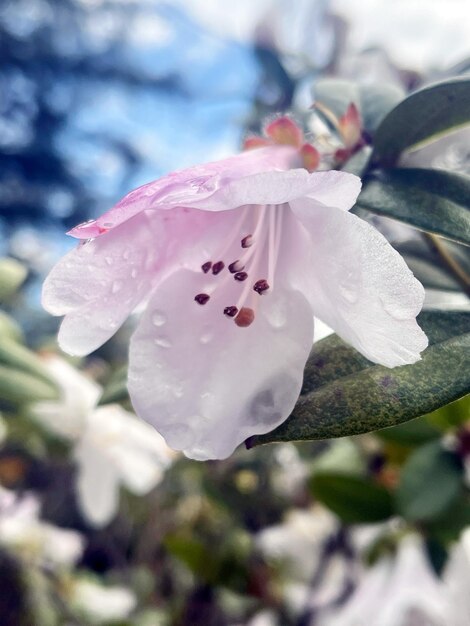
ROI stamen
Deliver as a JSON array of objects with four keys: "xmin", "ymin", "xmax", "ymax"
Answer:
[
  {"xmin": 234, "ymin": 271, "xmax": 248, "ymax": 281},
  {"xmin": 194, "ymin": 293, "xmax": 210, "ymax": 305},
  {"xmin": 235, "ymin": 307, "xmax": 255, "ymax": 327},
  {"xmin": 241, "ymin": 235, "xmax": 253, "ymax": 248},
  {"xmin": 253, "ymin": 279, "xmax": 270, "ymax": 295},
  {"xmin": 228, "ymin": 260, "xmax": 245, "ymax": 273},
  {"xmin": 224, "ymin": 306, "xmax": 238, "ymax": 317},
  {"xmin": 201, "ymin": 261, "xmax": 212, "ymax": 273},
  {"xmin": 212, "ymin": 261, "xmax": 225, "ymax": 275}
]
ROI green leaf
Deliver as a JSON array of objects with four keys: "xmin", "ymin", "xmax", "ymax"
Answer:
[
  {"xmin": 313, "ymin": 78, "xmax": 404, "ymax": 133},
  {"xmin": 395, "ymin": 442, "xmax": 462, "ymax": 521},
  {"xmin": 0, "ymin": 311, "xmax": 24, "ymax": 342},
  {"xmin": 371, "ymin": 78, "xmax": 470, "ymax": 166},
  {"xmin": 309, "ymin": 473, "xmax": 393, "ymax": 523},
  {"xmin": 246, "ymin": 311, "xmax": 470, "ymax": 447},
  {"xmin": 377, "ymin": 417, "xmax": 441, "ymax": 445},
  {"xmin": 0, "ymin": 258, "xmax": 27, "ymax": 301},
  {"xmin": 98, "ymin": 365, "xmax": 129, "ymax": 405},
  {"xmin": 0, "ymin": 366, "xmax": 59, "ymax": 405},
  {"xmin": 0, "ymin": 337, "xmax": 59, "ymax": 389},
  {"xmin": 356, "ymin": 168, "xmax": 470, "ymax": 246}
]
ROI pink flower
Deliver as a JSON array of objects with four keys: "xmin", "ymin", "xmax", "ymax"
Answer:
[{"xmin": 42, "ymin": 145, "xmax": 427, "ymax": 460}]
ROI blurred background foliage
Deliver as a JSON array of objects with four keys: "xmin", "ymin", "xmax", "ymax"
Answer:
[{"xmin": 1, "ymin": 0, "xmax": 470, "ymax": 625}]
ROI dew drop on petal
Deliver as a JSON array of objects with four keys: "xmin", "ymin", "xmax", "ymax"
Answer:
[
  {"xmin": 131, "ymin": 268, "xmax": 138, "ymax": 278},
  {"xmin": 154, "ymin": 336, "xmax": 172, "ymax": 348},
  {"xmin": 111, "ymin": 280, "xmax": 123, "ymax": 293},
  {"xmin": 200, "ymin": 331, "xmax": 213, "ymax": 344},
  {"xmin": 151, "ymin": 311, "xmax": 167, "ymax": 326},
  {"xmin": 105, "ymin": 256, "xmax": 114, "ymax": 265},
  {"xmin": 265, "ymin": 300, "xmax": 287, "ymax": 329},
  {"xmin": 123, "ymin": 249, "xmax": 131, "ymax": 260},
  {"xmin": 338, "ymin": 279, "xmax": 359, "ymax": 304}
]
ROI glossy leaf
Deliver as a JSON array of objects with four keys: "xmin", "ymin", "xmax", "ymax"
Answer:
[
  {"xmin": 395, "ymin": 442, "xmax": 462, "ymax": 521},
  {"xmin": 247, "ymin": 311, "xmax": 470, "ymax": 447},
  {"xmin": 356, "ymin": 168, "xmax": 470, "ymax": 246},
  {"xmin": 371, "ymin": 78, "xmax": 470, "ymax": 166},
  {"xmin": 310, "ymin": 473, "xmax": 393, "ymax": 523}
]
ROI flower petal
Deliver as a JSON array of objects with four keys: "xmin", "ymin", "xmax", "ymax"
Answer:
[
  {"xmin": 128, "ymin": 269, "xmax": 314, "ymax": 460},
  {"xmin": 289, "ymin": 199, "xmax": 427, "ymax": 366},
  {"xmin": 68, "ymin": 146, "xmax": 298, "ymax": 239},
  {"xmin": 75, "ymin": 438, "xmax": 120, "ymax": 527},
  {"xmin": 304, "ymin": 170, "xmax": 362, "ymax": 211},
  {"xmin": 43, "ymin": 212, "xmax": 172, "ymax": 356}
]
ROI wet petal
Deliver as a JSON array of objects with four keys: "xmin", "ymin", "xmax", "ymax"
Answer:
[
  {"xmin": 289, "ymin": 199, "xmax": 427, "ymax": 366},
  {"xmin": 68, "ymin": 146, "xmax": 298, "ymax": 238},
  {"xmin": 43, "ymin": 213, "xmax": 164, "ymax": 355},
  {"xmin": 128, "ymin": 269, "xmax": 314, "ymax": 460}
]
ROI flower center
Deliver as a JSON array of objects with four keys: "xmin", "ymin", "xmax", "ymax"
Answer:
[{"xmin": 193, "ymin": 205, "xmax": 284, "ymax": 327}]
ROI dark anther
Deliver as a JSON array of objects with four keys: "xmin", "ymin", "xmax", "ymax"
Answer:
[
  {"xmin": 234, "ymin": 272, "xmax": 248, "ymax": 281},
  {"xmin": 241, "ymin": 235, "xmax": 253, "ymax": 248},
  {"xmin": 224, "ymin": 306, "xmax": 238, "ymax": 317},
  {"xmin": 195, "ymin": 293, "xmax": 210, "ymax": 305},
  {"xmin": 228, "ymin": 260, "xmax": 244, "ymax": 273},
  {"xmin": 253, "ymin": 279, "xmax": 269, "ymax": 294},
  {"xmin": 212, "ymin": 261, "xmax": 225, "ymax": 275},
  {"xmin": 201, "ymin": 261, "xmax": 212, "ymax": 273},
  {"xmin": 235, "ymin": 307, "xmax": 255, "ymax": 327}
]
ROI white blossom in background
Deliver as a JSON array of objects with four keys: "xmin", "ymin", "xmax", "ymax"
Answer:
[
  {"xmin": 443, "ymin": 527, "xmax": 470, "ymax": 626},
  {"xmin": 30, "ymin": 356, "xmax": 175, "ymax": 527},
  {"xmin": 256, "ymin": 506, "xmax": 349, "ymax": 615},
  {"xmin": 71, "ymin": 578, "xmax": 137, "ymax": 624},
  {"xmin": 326, "ymin": 535, "xmax": 448, "ymax": 626},
  {"xmin": 0, "ymin": 486, "xmax": 84, "ymax": 568}
]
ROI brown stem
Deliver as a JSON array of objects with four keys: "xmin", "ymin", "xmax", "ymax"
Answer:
[{"xmin": 425, "ymin": 233, "xmax": 470, "ymax": 297}]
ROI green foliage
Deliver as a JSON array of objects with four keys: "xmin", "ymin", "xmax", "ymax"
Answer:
[
  {"xmin": 371, "ymin": 77, "xmax": 470, "ymax": 166},
  {"xmin": 0, "ymin": 258, "xmax": 27, "ymax": 303},
  {"xmin": 357, "ymin": 168, "xmax": 470, "ymax": 246},
  {"xmin": 247, "ymin": 311, "xmax": 470, "ymax": 447},
  {"xmin": 395, "ymin": 442, "xmax": 463, "ymax": 521},
  {"xmin": 309, "ymin": 473, "xmax": 393, "ymax": 523}
]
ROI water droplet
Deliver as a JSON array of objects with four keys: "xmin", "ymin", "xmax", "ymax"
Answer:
[
  {"xmin": 173, "ymin": 385, "xmax": 184, "ymax": 398},
  {"xmin": 152, "ymin": 311, "xmax": 167, "ymax": 326},
  {"xmin": 338, "ymin": 281, "xmax": 358, "ymax": 303},
  {"xmin": 266, "ymin": 301, "xmax": 287, "ymax": 329},
  {"xmin": 105, "ymin": 256, "xmax": 114, "ymax": 265},
  {"xmin": 154, "ymin": 336, "xmax": 172, "ymax": 348},
  {"xmin": 111, "ymin": 280, "xmax": 123, "ymax": 293},
  {"xmin": 131, "ymin": 268, "xmax": 138, "ymax": 278},
  {"xmin": 123, "ymin": 249, "xmax": 131, "ymax": 260},
  {"xmin": 200, "ymin": 330, "xmax": 213, "ymax": 344}
]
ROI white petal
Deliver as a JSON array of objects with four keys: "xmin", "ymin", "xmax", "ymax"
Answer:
[
  {"xmin": 75, "ymin": 439, "xmax": 120, "ymax": 527},
  {"xmin": 42, "ymin": 213, "xmax": 161, "ymax": 356},
  {"xmin": 289, "ymin": 200, "xmax": 427, "ymax": 366},
  {"xmin": 128, "ymin": 269, "xmax": 314, "ymax": 460},
  {"xmin": 304, "ymin": 170, "xmax": 362, "ymax": 211}
]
